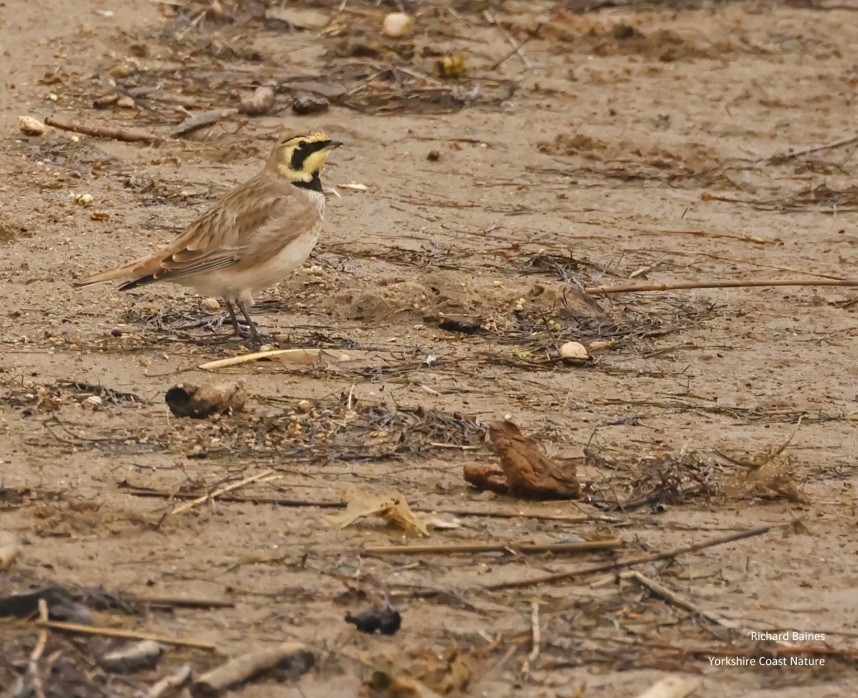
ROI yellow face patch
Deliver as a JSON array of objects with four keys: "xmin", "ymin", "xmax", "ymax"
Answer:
[{"xmin": 271, "ymin": 132, "xmax": 338, "ymax": 182}]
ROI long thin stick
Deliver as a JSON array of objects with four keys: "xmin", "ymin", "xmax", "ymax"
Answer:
[
  {"xmin": 768, "ymin": 134, "xmax": 858, "ymax": 164},
  {"xmin": 171, "ymin": 469, "xmax": 277, "ymax": 515},
  {"xmin": 44, "ymin": 115, "xmax": 159, "ymax": 144},
  {"xmin": 364, "ymin": 540, "xmax": 622, "ymax": 556},
  {"xmin": 480, "ymin": 525, "xmax": 771, "ymax": 592},
  {"xmin": 585, "ymin": 278, "xmax": 858, "ymax": 295},
  {"xmin": 122, "ymin": 485, "xmax": 617, "ymax": 522},
  {"xmin": 35, "ymin": 619, "xmax": 216, "ymax": 650},
  {"xmin": 621, "ymin": 571, "xmax": 740, "ymax": 630}
]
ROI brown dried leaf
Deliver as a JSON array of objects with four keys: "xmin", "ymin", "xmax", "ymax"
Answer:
[{"xmin": 487, "ymin": 421, "xmax": 581, "ymax": 499}]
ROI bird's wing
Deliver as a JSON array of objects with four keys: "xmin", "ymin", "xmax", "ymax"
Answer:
[
  {"xmin": 149, "ymin": 174, "xmax": 302, "ymax": 281},
  {"xmin": 75, "ymin": 172, "xmax": 315, "ymax": 287}
]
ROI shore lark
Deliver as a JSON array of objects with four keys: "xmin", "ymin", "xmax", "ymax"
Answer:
[{"xmin": 75, "ymin": 132, "xmax": 341, "ymax": 344}]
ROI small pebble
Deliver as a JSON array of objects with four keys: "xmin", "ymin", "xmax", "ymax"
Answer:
[
  {"xmin": 427, "ymin": 150, "xmax": 441, "ymax": 162},
  {"xmin": 296, "ymin": 399, "xmax": 313, "ymax": 414},
  {"xmin": 200, "ymin": 297, "xmax": 221, "ymax": 313},
  {"xmin": 18, "ymin": 115, "xmax": 45, "ymax": 136},
  {"xmin": 111, "ymin": 327, "xmax": 123, "ymax": 337},
  {"xmin": 559, "ymin": 341, "xmax": 590, "ymax": 362},
  {"xmin": 382, "ymin": 12, "xmax": 414, "ymax": 37}
]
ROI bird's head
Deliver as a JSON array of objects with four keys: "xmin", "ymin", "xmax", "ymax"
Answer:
[{"xmin": 268, "ymin": 131, "xmax": 342, "ymax": 185}]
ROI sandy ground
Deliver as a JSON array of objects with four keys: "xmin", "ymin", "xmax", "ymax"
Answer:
[{"xmin": 1, "ymin": 0, "xmax": 857, "ymax": 696}]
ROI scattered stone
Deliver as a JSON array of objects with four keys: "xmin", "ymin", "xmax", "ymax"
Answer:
[
  {"xmin": 292, "ymin": 92, "xmax": 329, "ymax": 115},
  {"xmin": 100, "ymin": 640, "xmax": 163, "ymax": 674},
  {"xmin": 18, "ymin": 115, "xmax": 45, "ymax": 136},
  {"xmin": 558, "ymin": 341, "xmax": 590, "ymax": 364},
  {"xmin": 382, "ymin": 12, "xmax": 414, "ymax": 38}
]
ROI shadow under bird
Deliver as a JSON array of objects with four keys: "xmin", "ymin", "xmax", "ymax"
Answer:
[{"xmin": 74, "ymin": 132, "xmax": 342, "ymax": 344}]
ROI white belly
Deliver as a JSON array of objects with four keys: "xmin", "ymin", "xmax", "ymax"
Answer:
[{"xmin": 184, "ymin": 191, "xmax": 326, "ymax": 303}]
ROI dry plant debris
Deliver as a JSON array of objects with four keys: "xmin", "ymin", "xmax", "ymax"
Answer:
[
  {"xmin": 191, "ymin": 642, "xmax": 314, "ymax": 696},
  {"xmin": 164, "ymin": 381, "xmax": 247, "ymax": 418},
  {"xmin": 328, "ymin": 487, "xmax": 430, "ymax": 537},
  {"xmin": 481, "ymin": 421, "xmax": 582, "ymax": 499},
  {"xmin": 345, "ymin": 602, "xmax": 402, "ymax": 635}
]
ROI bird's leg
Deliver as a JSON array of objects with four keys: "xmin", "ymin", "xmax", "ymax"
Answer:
[
  {"xmin": 236, "ymin": 299, "xmax": 261, "ymax": 345},
  {"xmin": 224, "ymin": 300, "xmax": 250, "ymax": 338}
]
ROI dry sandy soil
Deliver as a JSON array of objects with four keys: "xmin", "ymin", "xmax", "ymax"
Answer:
[{"xmin": 1, "ymin": 0, "xmax": 857, "ymax": 696}]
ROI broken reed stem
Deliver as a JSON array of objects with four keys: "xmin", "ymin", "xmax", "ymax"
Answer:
[
  {"xmin": 364, "ymin": 539, "xmax": 622, "ymax": 556},
  {"xmin": 170, "ymin": 469, "xmax": 277, "ymax": 515},
  {"xmin": 35, "ymin": 619, "xmax": 216, "ymax": 650},
  {"xmin": 479, "ymin": 525, "xmax": 771, "ymax": 593},
  {"xmin": 585, "ymin": 278, "xmax": 858, "ymax": 295}
]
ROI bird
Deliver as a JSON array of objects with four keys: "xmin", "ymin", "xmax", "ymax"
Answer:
[{"xmin": 74, "ymin": 132, "xmax": 342, "ymax": 344}]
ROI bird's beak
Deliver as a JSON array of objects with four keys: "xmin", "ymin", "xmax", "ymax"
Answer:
[{"xmin": 327, "ymin": 141, "xmax": 343, "ymax": 149}]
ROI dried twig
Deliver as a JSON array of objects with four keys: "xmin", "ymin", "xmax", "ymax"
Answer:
[
  {"xmin": 364, "ymin": 540, "xmax": 622, "ymax": 556},
  {"xmin": 485, "ymin": 11, "xmax": 533, "ymax": 70},
  {"xmin": 478, "ymin": 525, "xmax": 771, "ymax": 593},
  {"xmin": 137, "ymin": 595, "xmax": 235, "ymax": 610},
  {"xmin": 172, "ymin": 108, "xmax": 238, "ymax": 137},
  {"xmin": 198, "ymin": 348, "xmax": 353, "ymax": 370},
  {"xmin": 621, "ymin": 571, "xmax": 740, "ymax": 630},
  {"xmin": 489, "ymin": 20, "xmax": 542, "ymax": 70},
  {"xmin": 192, "ymin": 642, "xmax": 314, "ymax": 695},
  {"xmin": 768, "ymin": 134, "xmax": 858, "ymax": 164},
  {"xmin": 148, "ymin": 664, "xmax": 193, "ymax": 698},
  {"xmin": 44, "ymin": 115, "xmax": 159, "ymax": 143},
  {"xmin": 27, "ymin": 600, "xmax": 50, "ymax": 698},
  {"xmin": 121, "ymin": 484, "xmax": 618, "ymax": 522},
  {"xmin": 585, "ymin": 278, "xmax": 858, "ymax": 295},
  {"xmin": 35, "ymin": 619, "xmax": 216, "ymax": 650},
  {"xmin": 170, "ymin": 469, "xmax": 278, "ymax": 515},
  {"xmin": 520, "ymin": 601, "xmax": 541, "ymax": 677}
]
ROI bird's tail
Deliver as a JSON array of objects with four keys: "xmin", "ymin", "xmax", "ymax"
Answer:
[{"xmin": 73, "ymin": 255, "xmax": 160, "ymax": 288}]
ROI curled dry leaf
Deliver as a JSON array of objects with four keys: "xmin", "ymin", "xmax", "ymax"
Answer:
[
  {"xmin": 486, "ymin": 421, "xmax": 581, "ymax": 499},
  {"xmin": 165, "ymin": 381, "xmax": 247, "ymax": 418},
  {"xmin": 239, "ymin": 85, "xmax": 276, "ymax": 116},
  {"xmin": 327, "ymin": 487, "xmax": 429, "ymax": 537}
]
